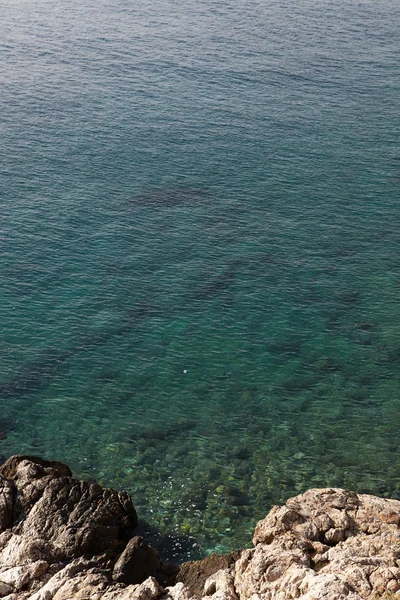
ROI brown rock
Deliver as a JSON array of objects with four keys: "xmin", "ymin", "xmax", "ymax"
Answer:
[
  {"xmin": 0, "ymin": 455, "xmax": 72, "ymax": 480},
  {"xmin": 0, "ymin": 581, "xmax": 13, "ymax": 596},
  {"xmin": 0, "ymin": 456, "xmax": 147, "ymax": 599},
  {"xmin": 164, "ymin": 581, "xmax": 194, "ymax": 600},
  {"xmin": 0, "ymin": 560, "xmax": 48, "ymax": 590},
  {"xmin": 236, "ymin": 488, "xmax": 400, "ymax": 600},
  {"xmin": 0, "ymin": 456, "xmax": 137, "ymax": 562},
  {"xmin": 203, "ymin": 569, "xmax": 238, "ymax": 600},
  {"xmin": 113, "ymin": 536, "xmax": 160, "ymax": 585},
  {"xmin": 176, "ymin": 552, "xmax": 240, "ymax": 598},
  {"xmin": 51, "ymin": 571, "xmax": 108, "ymax": 600}
]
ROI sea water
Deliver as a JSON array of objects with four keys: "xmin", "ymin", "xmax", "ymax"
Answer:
[{"xmin": 1, "ymin": 0, "xmax": 400, "ymax": 558}]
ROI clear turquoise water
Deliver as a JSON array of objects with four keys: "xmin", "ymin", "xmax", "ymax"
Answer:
[{"xmin": 1, "ymin": 0, "xmax": 400, "ymax": 558}]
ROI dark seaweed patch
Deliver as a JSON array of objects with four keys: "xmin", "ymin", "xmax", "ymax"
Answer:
[
  {"xmin": 129, "ymin": 420, "xmax": 197, "ymax": 445},
  {"xmin": 377, "ymin": 345, "xmax": 400, "ymax": 365},
  {"xmin": 0, "ymin": 349, "xmax": 74, "ymax": 399},
  {"xmin": 189, "ymin": 267, "xmax": 235, "ymax": 301},
  {"xmin": 233, "ymin": 447, "xmax": 252, "ymax": 461},
  {"xmin": 269, "ymin": 337, "xmax": 303, "ymax": 357},
  {"xmin": 336, "ymin": 290, "xmax": 360, "ymax": 306},
  {"xmin": 357, "ymin": 322, "xmax": 378, "ymax": 331},
  {"xmin": 0, "ymin": 418, "xmax": 16, "ymax": 433},
  {"xmin": 0, "ymin": 298, "xmax": 167, "ymax": 402}
]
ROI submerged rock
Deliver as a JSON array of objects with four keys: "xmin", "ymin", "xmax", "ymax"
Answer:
[{"xmin": 0, "ymin": 455, "xmax": 400, "ymax": 598}]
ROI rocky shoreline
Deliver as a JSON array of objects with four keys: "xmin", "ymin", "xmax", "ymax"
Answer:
[{"xmin": 0, "ymin": 456, "xmax": 400, "ymax": 599}]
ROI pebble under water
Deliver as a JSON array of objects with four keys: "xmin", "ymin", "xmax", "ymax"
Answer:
[{"xmin": 1, "ymin": 0, "xmax": 400, "ymax": 559}]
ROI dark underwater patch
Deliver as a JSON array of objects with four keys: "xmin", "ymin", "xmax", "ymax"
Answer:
[
  {"xmin": 188, "ymin": 266, "xmax": 235, "ymax": 301},
  {"xmin": 269, "ymin": 337, "xmax": 303, "ymax": 357},
  {"xmin": 0, "ymin": 418, "xmax": 17, "ymax": 434},
  {"xmin": 0, "ymin": 349, "xmax": 74, "ymax": 399},
  {"xmin": 0, "ymin": 417, "xmax": 16, "ymax": 441},
  {"xmin": 335, "ymin": 290, "xmax": 360, "ymax": 306},
  {"xmin": 129, "ymin": 419, "xmax": 197, "ymax": 445},
  {"xmin": 377, "ymin": 345, "xmax": 400, "ymax": 366},
  {"xmin": 0, "ymin": 299, "xmax": 166, "ymax": 403}
]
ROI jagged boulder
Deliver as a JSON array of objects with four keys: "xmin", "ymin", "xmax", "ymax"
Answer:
[
  {"xmin": 113, "ymin": 536, "xmax": 161, "ymax": 585},
  {"xmin": 234, "ymin": 488, "xmax": 400, "ymax": 599},
  {"xmin": 0, "ymin": 455, "xmax": 159, "ymax": 599},
  {"xmin": 0, "ymin": 455, "xmax": 137, "ymax": 564}
]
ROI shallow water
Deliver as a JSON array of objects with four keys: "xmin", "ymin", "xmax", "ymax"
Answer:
[{"xmin": 1, "ymin": 0, "xmax": 400, "ymax": 559}]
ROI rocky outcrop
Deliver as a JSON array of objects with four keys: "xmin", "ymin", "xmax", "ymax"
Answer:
[
  {"xmin": 1, "ymin": 456, "xmax": 400, "ymax": 599},
  {"xmin": 234, "ymin": 488, "xmax": 400, "ymax": 599},
  {"xmin": 0, "ymin": 455, "xmax": 160, "ymax": 599},
  {"xmin": 175, "ymin": 489, "xmax": 400, "ymax": 599}
]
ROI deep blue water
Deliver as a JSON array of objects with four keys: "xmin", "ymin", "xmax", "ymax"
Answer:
[{"xmin": 1, "ymin": 0, "xmax": 400, "ymax": 558}]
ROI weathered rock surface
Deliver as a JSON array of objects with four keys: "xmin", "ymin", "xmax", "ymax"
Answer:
[
  {"xmin": 174, "ymin": 489, "xmax": 400, "ymax": 600},
  {"xmin": 1, "ymin": 456, "xmax": 400, "ymax": 599},
  {"xmin": 0, "ymin": 456, "xmax": 159, "ymax": 599},
  {"xmin": 235, "ymin": 488, "xmax": 400, "ymax": 599}
]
